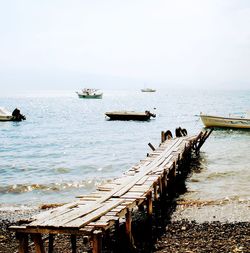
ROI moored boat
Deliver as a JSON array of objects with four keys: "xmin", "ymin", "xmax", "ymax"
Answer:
[
  {"xmin": 0, "ymin": 107, "xmax": 13, "ymax": 121},
  {"xmin": 200, "ymin": 112, "xmax": 250, "ymax": 129},
  {"xmin": 105, "ymin": 110, "xmax": 156, "ymax": 121},
  {"xmin": 76, "ymin": 88, "xmax": 103, "ymax": 99},
  {"xmin": 141, "ymin": 88, "xmax": 156, "ymax": 92},
  {"xmin": 0, "ymin": 107, "xmax": 26, "ymax": 121}
]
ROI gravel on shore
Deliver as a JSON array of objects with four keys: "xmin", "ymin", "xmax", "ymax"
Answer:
[
  {"xmin": 1, "ymin": 209, "xmax": 250, "ymax": 253},
  {"xmin": 154, "ymin": 220, "xmax": 250, "ymax": 253}
]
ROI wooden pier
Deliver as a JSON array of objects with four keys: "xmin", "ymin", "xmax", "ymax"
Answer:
[{"xmin": 10, "ymin": 128, "xmax": 212, "ymax": 253}]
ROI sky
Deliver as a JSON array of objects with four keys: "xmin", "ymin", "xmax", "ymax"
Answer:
[{"xmin": 0, "ymin": 0, "xmax": 250, "ymax": 91}]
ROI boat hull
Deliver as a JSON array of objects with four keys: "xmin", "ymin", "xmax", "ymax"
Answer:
[
  {"xmin": 200, "ymin": 115, "xmax": 250, "ymax": 129},
  {"xmin": 0, "ymin": 107, "xmax": 14, "ymax": 121},
  {"xmin": 141, "ymin": 89, "xmax": 156, "ymax": 92},
  {"xmin": 0, "ymin": 115, "xmax": 13, "ymax": 121},
  {"xmin": 105, "ymin": 111, "xmax": 155, "ymax": 121},
  {"xmin": 77, "ymin": 94, "xmax": 102, "ymax": 99}
]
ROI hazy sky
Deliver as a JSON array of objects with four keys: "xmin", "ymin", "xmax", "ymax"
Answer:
[{"xmin": 0, "ymin": 0, "xmax": 250, "ymax": 90}]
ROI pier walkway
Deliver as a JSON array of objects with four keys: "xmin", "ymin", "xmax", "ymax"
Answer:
[{"xmin": 10, "ymin": 129, "xmax": 212, "ymax": 253}]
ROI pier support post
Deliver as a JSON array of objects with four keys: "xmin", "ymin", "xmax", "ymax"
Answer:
[
  {"xmin": 48, "ymin": 234, "xmax": 54, "ymax": 253},
  {"xmin": 161, "ymin": 131, "xmax": 166, "ymax": 143},
  {"xmin": 125, "ymin": 208, "xmax": 132, "ymax": 245},
  {"xmin": 147, "ymin": 191, "xmax": 153, "ymax": 217},
  {"xmin": 31, "ymin": 233, "xmax": 45, "ymax": 253},
  {"xmin": 93, "ymin": 230, "xmax": 102, "ymax": 253},
  {"xmin": 16, "ymin": 233, "xmax": 29, "ymax": 253},
  {"xmin": 161, "ymin": 171, "xmax": 167, "ymax": 198},
  {"xmin": 71, "ymin": 234, "xmax": 77, "ymax": 253},
  {"xmin": 168, "ymin": 162, "xmax": 176, "ymax": 198},
  {"xmin": 158, "ymin": 177, "xmax": 163, "ymax": 198},
  {"xmin": 153, "ymin": 182, "xmax": 158, "ymax": 201},
  {"xmin": 146, "ymin": 191, "xmax": 153, "ymax": 246},
  {"xmin": 114, "ymin": 219, "xmax": 120, "ymax": 252},
  {"xmin": 148, "ymin": 142, "xmax": 155, "ymax": 151}
]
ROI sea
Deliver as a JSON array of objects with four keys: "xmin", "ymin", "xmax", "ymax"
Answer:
[{"xmin": 0, "ymin": 89, "xmax": 249, "ymax": 217}]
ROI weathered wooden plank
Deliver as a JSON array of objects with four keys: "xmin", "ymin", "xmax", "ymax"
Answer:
[
  {"xmin": 88, "ymin": 216, "xmax": 118, "ymax": 229},
  {"xmin": 64, "ymin": 199, "xmax": 124, "ymax": 228},
  {"xmin": 122, "ymin": 192, "xmax": 144, "ymax": 199},
  {"xmin": 112, "ymin": 139, "xmax": 183, "ymax": 197},
  {"xmin": 136, "ymin": 175, "xmax": 149, "ymax": 185},
  {"xmin": 75, "ymin": 194, "xmax": 104, "ymax": 199},
  {"xmin": 11, "ymin": 225, "xmax": 90, "ymax": 235},
  {"xmin": 97, "ymin": 183, "xmax": 119, "ymax": 191},
  {"xmin": 38, "ymin": 202, "xmax": 104, "ymax": 227},
  {"xmin": 88, "ymin": 221, "xmax": 109, "ymax": 228},
  {"xmin": 29, "ymin": 202, "xmax": 104, "ymax": 227},
  {"xmin": 129, "ymin": 185, "xmax": 152, "ymax": 192}
]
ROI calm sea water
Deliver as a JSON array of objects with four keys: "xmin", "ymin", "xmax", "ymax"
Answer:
[{"xmin": 0, "ymin": 89, "xmax": 249, "ymax": 211}]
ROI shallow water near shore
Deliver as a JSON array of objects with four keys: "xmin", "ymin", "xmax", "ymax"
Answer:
[{"xmin": 0, "ymin": 89, "xmax": 249, "ymax": 219}]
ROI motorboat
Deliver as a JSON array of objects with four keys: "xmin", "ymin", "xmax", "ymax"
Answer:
[
  {"xmin": 105, "ymin": 110, "xmax": 156, "ymax": 121},
  {"xmin": 200, "ymin": 112, "xmax": 250, "ymax": 129},
  {"xmin": 0, "ymin": 107, "xmax": 13, "ymax": 121},
  {"xmin": 141, "ymin": 88, "xmax": 156, "ymax": 92},
  {"xmin": 0, "ymin": 107, "xmax": 26, "ymax": 121},
  {"xmin": 76, "ymin": 88, "xmax": 103, "ymax": 99}
]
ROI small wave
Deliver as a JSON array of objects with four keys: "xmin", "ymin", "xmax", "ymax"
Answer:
[
  {"xmin": 54, "ymin": 167, "xmax": 71, "ymax": 173},
  {"xmin": 0, "ymin": 179, "xmax": 108, "ymax": 194},
  {"xmin": 206, "ymin": 171, "xmax": 238, "ymax": 180}
]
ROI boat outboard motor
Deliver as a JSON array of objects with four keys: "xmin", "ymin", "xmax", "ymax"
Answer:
[
  {"xmin": 145, "ymin": 110, "xmax": 156, "ymax": 118},
  {"xmin": 12, "ymin": 108, "xmax": 26, "ymax": 121}
]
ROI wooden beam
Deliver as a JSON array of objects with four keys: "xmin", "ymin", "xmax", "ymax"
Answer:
[
  {"xmin": 125, "ymin": 208, "xmax": 132, "ymax": 246},
  {"xmin": 30, "ymin": 233, "xmax": 45, "ymax": 253},
  {"xmin": 92, "ymin": 230, "xmax": 102, "ymax": 253},
  {"xmin": 71, "ymin": 234, "xmax": 77, "ymax": 253},
  {"xmin": 161, "ymin": 131, "xmax": 165, "ymax": 143},
  {"xmin": 147, "ymin": 191, "xmax": 153, "ymax": 217},
  {"xmin": 158, "ymin": 177, "xmax": 163, "ymax": 197},
  {"xmin": 153, "ymin": 182, "xmax": 158, "ymax": 201},
  {"xmin": 48, "ymin": 234, "xmax": 54, "ymax": 253},
  {"xmin": 16, "ymin": 233, "xmax": 29, "ymax": 253},
  {"xmin": 148, "ymin": 142, "xmax": 155, "ymax": 151}
]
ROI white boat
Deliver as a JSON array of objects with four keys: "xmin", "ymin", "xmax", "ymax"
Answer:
[
  {"xmin": 0, "ymin": 107, "xmax": 13, "ymax": 121},
  {"xmin": 200, "ymin": 112, "xmax": 250, "ymax": 129},
  {"xmin": 0, "ymin": 107, "xmax": 26, "ymax": 121},
  {"xmin": 76, "ymin": 88, "xmax": 103, "ymax": 99},
  {"xmin": 141, "ymin": 88, "xmax": 156, "ymax": 92}
]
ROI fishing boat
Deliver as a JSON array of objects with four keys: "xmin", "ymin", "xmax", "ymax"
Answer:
[
  {"xmin": 0, "ymin": 107, "xmax": 26, "ymax": 121},
  {"xmin": 200, "ymin": 112, "xmax": 250, "ymax": 129},
  {"xmin": 105, "ymin": 110, "xmax": 156, "ymax": 121},
  {"xmin": 76, "ymin": 88, "xmax": 103, "ymax": 99},
  {"xmin": 141, "ymin": 88, "xmax": 156, "ymax": 92}
]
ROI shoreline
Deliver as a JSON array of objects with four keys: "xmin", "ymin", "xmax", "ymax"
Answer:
[{"xmin": 1, "ymin": 202, "xmax": 249, "ymax": 253}]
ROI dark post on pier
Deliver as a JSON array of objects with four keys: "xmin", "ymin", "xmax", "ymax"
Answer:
[{"xmin": 10, "ymin": 128, "xmax": 213, "ymax": 253}]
